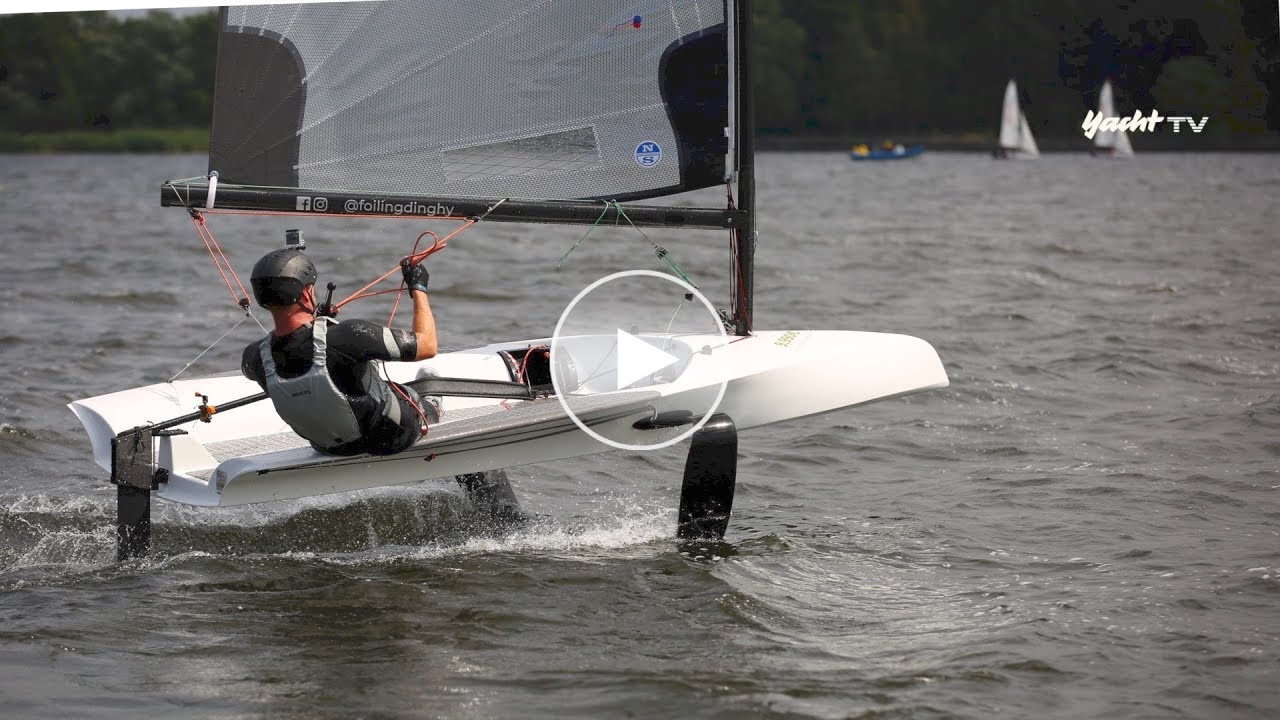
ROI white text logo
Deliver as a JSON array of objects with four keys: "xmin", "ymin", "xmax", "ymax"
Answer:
[{"xmin": 1082, "ymin": 110, "xmax": 1209, "ymax": 139}]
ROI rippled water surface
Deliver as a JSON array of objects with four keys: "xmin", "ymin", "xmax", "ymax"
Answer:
[{"xmin": 1, "ymin": 152, "xmax": 1277, "ymax": 718}]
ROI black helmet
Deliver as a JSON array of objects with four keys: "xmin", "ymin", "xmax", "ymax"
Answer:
[{"xmin": 250, "ymin": 248, "xmax": 318, "ymax": 308}]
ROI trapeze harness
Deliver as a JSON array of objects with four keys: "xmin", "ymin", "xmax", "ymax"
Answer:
[{"xmin": 258, "ymin": 317, "xmax": 403, "ymax": 453}]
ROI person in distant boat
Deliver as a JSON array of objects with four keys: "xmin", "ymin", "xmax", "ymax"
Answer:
[
  {"xmin": 853, "ymin": 143, "xmax": 870, "ymax": 156},
  {"xmin": 240, "ymin": 247, "xmax": 439, "ymax": 456}
]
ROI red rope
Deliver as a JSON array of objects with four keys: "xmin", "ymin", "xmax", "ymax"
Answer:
[
  {"xmin": 517, "ymin": 345, "xmax": 549, "ymax": 384},
  {"xmin": 190, "ymin": 211, "xmax": 251, "ymax": 308},
  {"xmin": 333, "ymin": 217, "xmax": 476, "ymax": 317},
  {"xmin": 731, "ymin": 228, "xmax": 751, "ymax": 332},
  {"xmin": 385, "ymin": 230, "xmax": 441, "ymax": 326},
  {"xmin": 388, "ymin": 378, "xmax": 430, "ymax": 437}
]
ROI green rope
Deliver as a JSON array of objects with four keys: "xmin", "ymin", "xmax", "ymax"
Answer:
[
  {"xmin": 556, "ymin": 202, "xmax": 614, "ymax": 269},
  {"xmin": 610, "ymin": 202, "xmax": 698, "ymax": 289},
  {"xmin": 653, "ymin": 245, "xmax": 696, "ymax": 288},
  {"xmin": 556, "ymin": 200, "xmax": 697, "ymax": 288}
]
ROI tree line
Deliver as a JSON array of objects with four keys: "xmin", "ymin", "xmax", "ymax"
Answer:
[
  {"xmin": 753, "ymin": 0, "xmax": 1277, "ymax": 142},
  {"xmin": 1, "ymin": 3, "xmax": 1275, "ymax": 144}
]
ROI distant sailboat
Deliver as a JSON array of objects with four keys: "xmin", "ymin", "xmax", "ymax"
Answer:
[
  {"xmin": 995, "ymin": 79, "xmax": 1039, "ymax": 159},
  {"xmin": 1093, "ymin": 79, "xmax": 1134, "ymax": 158}
]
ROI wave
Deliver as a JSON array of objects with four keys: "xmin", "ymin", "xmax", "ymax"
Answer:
[{"xmin": 0, "ymin": 482, "xmax": 681, "ymax": 580}]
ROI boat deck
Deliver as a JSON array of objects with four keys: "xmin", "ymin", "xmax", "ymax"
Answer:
[{"xmin": 193, "ymin": 391, "xmax": 660, "ymax": 477}]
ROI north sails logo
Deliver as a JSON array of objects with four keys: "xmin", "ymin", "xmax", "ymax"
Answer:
[
  {"xmin": 1081, "ymin": 110, "xmax": 1209, "ymax": 139},
  {"xmin": 635, "ymin": 141, "xmax": 662, "ymax": 168}
]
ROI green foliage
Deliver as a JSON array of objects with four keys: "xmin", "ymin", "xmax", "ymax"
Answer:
[
  {"xmin": 752, "ymin": 0, "xmax": 805, "ymax": 132},
  {"xmin": 0, "ymin": 127, "xmax": 208, "ymax": 152},
  {"xmin": 1155, "ymin": 56, "xmax": 1267, "ymax": 136},
  {"xmin": 0, "ymin": 10, "xmax": 217, "ymax": 134},
  {"xmin": 763, "ymin": 0, "xmax": 1277, "ymax": 139}
]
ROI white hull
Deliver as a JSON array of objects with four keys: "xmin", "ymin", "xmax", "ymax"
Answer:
[{"xmin": 71, "ymin": 330, "xmax": 947, "ymax": 507}]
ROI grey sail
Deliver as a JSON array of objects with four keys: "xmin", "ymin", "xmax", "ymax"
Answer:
[{"xmin": 208, "ymin": 1, "xmax": 731, "ymax": 202}]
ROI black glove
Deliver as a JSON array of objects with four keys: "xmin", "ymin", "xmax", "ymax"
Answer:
[{"xmin": 401, "ymin": 259, "xmax": 429, "ymax": 294}]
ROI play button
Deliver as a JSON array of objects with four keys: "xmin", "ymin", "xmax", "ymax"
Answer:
[
  {"xmin": 615, "ymin": 328, "xmax": 680, "ymax": 390},
  {"xmin": 550, "ymin": 270, "xmax": 729, "ymax": 452}
]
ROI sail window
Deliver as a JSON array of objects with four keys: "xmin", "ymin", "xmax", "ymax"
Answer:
[{"xmin": 443, "ymin": 127, "xmax": 600, "ymax": 183}]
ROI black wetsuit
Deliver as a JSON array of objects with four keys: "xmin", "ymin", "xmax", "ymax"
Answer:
[{"xmin": 242, "ymin": 319, "xmax": 422, "ymax": 456}]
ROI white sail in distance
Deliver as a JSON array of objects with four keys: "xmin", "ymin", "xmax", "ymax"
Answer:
[
  {"xmin": 1095, "ymin": 79, "xmax": 1134, "ymax": 158},
  {"xmin": 998, "ymin": 80, "xmax": 1038, "ymax": 158}
]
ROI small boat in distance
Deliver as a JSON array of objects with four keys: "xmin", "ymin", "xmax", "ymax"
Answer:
[
  {"xmin": 1092, "ymin": 79, "xmax": 1134, "ymax": 158},
  {"xmin": 994, "ymin": 79, "xmax": 1039, "ymax": 159},
  {"xmin": 850, "ymin": 141, "xmax": 925, "ymax": 161}
]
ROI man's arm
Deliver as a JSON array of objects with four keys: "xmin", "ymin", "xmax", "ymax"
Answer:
[
  {"xmin": 240, "ymin": 342, "xmax": 267, "ymax": 389},
  {"xmin": 402, "ymin": 260, "xmax": 437, "ymax": 360},
  {"xmin": 409, "ymin": 288, "xmax": 437, "ymax": 360}
]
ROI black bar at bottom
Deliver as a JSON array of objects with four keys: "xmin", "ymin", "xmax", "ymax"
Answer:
[
  {"xmin": 406, "ymin": 376, "xmax": 534, "ymax": 400},
  {"xmin": 117, "ymin": 484, "xmax": 151, "ymax": 561}
]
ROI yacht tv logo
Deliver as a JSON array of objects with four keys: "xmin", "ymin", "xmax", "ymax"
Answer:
[{"xmin": 1081, "ymin": 110, "xmax": 1208, "ymax": 139}]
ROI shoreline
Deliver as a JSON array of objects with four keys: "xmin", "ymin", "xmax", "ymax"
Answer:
[{"xmin": 0, "ymin": 128, "xmax": 208, "ymax": 153}]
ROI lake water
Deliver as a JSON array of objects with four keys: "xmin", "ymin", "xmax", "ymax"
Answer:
[{"xmin": 0, "ymin": 151, "xmax": 1277, "ymax": 718}]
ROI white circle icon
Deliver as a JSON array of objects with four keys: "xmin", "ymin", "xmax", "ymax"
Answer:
[{"xmin": 551, "ymin": 270, "xmax": 729, "ymax": 451}]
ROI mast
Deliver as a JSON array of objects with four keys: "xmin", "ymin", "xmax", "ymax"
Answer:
[{"xmin": 731, "ymin": 0, "xmax": 756, "ymax": 336}]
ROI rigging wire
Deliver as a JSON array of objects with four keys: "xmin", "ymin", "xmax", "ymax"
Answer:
[
  {"xmin": 556, "ymin": 200, "xmax": 698, "ymax": 288},
  {"xmin": 167, "ymin": 311, "xmax": 261, "ymax": 382}
]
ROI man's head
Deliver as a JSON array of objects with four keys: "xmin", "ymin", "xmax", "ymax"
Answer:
[{"xmin": 250, "ymin": 248, "xmax": 318, "ymax": 309}]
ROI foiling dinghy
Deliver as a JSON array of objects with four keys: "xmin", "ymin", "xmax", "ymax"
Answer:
[{"xmin": 70, "ymin": 0, "xmax": 948, "ymax": 559}]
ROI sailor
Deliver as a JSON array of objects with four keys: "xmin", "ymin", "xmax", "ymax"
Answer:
[{"xmin": 240, "ymin": 247, "xmax": 439, "ymax": 456}]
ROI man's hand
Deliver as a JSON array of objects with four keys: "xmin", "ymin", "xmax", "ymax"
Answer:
[{"xmin": 401, "ymin": 259, "xmax": 429, "ymax": 294}]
